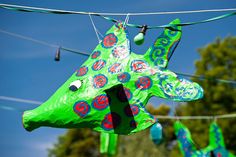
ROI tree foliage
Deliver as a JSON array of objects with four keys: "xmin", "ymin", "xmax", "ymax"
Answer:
[{"xmin": 48, "ymin": 128, "xmax": 100, "ymax": 157}]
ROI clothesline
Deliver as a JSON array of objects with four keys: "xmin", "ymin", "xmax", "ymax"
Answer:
[
  {"xmin": 0, "ymin": 4, "xmax": 236, "ymax": 29},
  {"xmin": 156, "ymin": 114, "xmax": 236, "ymax": 120},
  {"xmin": 1, "ymin": 28, "xmax": 236, "ymax": 85},
  {"xmin": 1, "ymin": 3, "xmax": 236, "ymax": 16},
  {"xmin": 175, "ymin": 72, "xmax": 236, "ymax": 85},
  {"xmin": 0, "ymin": 95, "xmax": 235, "ymax": 119},
  {"xmin": 0, "ymin": 28, "xmax": 58, "ymax": 48},
  {"xmin": 0, "ymin": 28, "xmax": 89, "ymax": 56}
]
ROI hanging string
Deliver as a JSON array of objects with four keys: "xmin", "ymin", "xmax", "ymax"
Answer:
[
  {"xmin": 0, "ymin": 4, "xmax": 236, "ymax": 29},
  {"xmin": 172, "ymin": 101, "xmax": 179, "ymax": 120},
  {"xmin": 123, "ymin": 13, "xmax": 130, "ymax": 27},
  {"xmin": 89, "ymin": 14, "xmax": 102, "ymax": 43},
  {"xmin": 169, "ymin": 96, "xmax": 177, "ymax": 117}
]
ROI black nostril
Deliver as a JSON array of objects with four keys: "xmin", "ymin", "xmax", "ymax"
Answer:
[{"xmin": 69, "ymin": 85, "xmax": 78, "ymax": 91}]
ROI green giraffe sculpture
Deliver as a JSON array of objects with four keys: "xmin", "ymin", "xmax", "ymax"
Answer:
[
  {"xmin": 174, "ymin": 121, "xmax": 236, "ymax": 157},
  {"xmin": 22, "ymin": 19, "xmax": 203, "ymax": 135}
]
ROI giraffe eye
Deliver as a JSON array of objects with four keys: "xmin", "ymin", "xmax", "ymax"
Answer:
[{"xmin": 69, "ymin": 80, "xmax": 82, "ymax": 91}]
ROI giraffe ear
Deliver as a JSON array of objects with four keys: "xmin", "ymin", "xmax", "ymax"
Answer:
[
  {"xmin": 174, "ymin": 121, "xmax": 197, "ymax": 156},
  {"xmin": 209, "ymin": 122, "xmax": 226, "ymax": 148},
  {"xmin": 144, "ymin": 19, "xmax": 182, "ymax": 68}
]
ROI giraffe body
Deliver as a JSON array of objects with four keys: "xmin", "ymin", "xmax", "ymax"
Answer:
[{"xmin": 23, "ymin": 19, "xmax": 203, "ymax": 135}]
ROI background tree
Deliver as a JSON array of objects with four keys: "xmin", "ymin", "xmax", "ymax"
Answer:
[
  {"xmin": 48, "ymin": 128, "xmax": 100, "ymax": 157},
  {"xmin": 176, "ymin": 36, "xmax": 236, "ymax": 154}
]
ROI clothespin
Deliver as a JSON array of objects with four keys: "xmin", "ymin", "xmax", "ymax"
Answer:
[
  {"xmin": 55, "ymin": 47, "xmax": 61, "ymax": 61},
  {"xmin": 212, "ymin": 116, "xmax": 217, "ymax": 123}
]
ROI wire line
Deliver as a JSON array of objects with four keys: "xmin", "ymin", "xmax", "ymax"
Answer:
[
  {"xmin": 0, "ymin": 28, "xmax": 89, "ymax": 56},
  {"xmin": 1, "ymin": 3, "xmax": 236, "ymax": 16},
  {"xmin": 0, "ymin": 105, "xmax": 24, "ymax": 112},
  {"xmin": 0, "ymin": 96, "xmax": 42, "ymax": 105},
  {"xmin": 0, "ymin": 29, "xmax": 57, "ymax": 48},
  {"xmin": 156, "ymin": 114, "xmax": 236, "ymax": 120},
  {"xmin": 0, "ymin": 4, "xmax": 236, "ymax": 29},
  {"xmin": 176, "ymin": 72, "xmax": 236, "ymax": 85}
]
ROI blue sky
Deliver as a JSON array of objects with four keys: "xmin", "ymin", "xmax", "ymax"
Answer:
[{"xmin": 0, "ymin": 0, "xmax": 235, "ymax": 157}]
